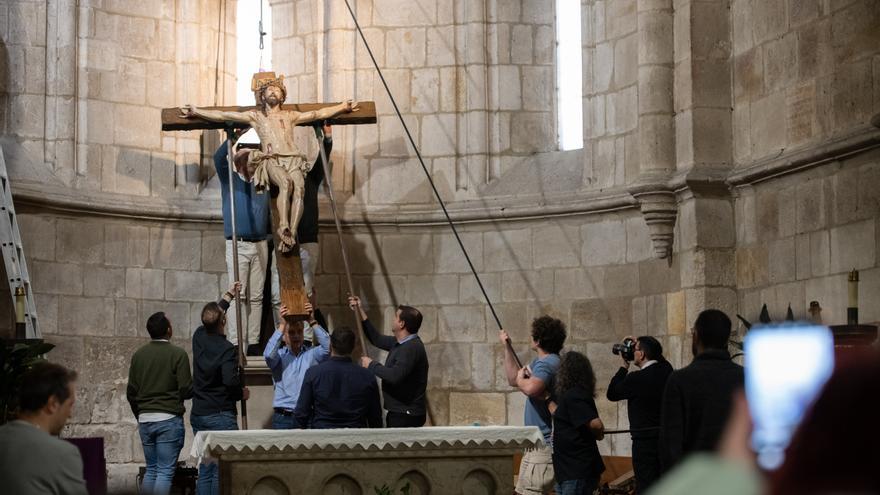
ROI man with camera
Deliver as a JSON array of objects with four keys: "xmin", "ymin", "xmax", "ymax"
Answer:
[{"xmin": 607, "ymin": 336, "xmax": 673, "ymax": 493}]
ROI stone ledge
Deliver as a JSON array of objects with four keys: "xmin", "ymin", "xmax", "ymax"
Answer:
[
  {"xmin": 726, "ymin": 126, "xmax": 880, "ymax": 187},
  {"xmin": 11, "ymin": 178, "xmax": 638, "ymax": 226}
]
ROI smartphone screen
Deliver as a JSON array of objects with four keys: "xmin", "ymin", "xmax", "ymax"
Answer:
[{"xmin": 745, "ymin": 324, "xmax": 835, "ymax": 470}]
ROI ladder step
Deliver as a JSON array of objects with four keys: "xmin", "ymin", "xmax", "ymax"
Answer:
[{"xmin": 0, "ymin": 146, "xmax": 40, "ymax": 338}]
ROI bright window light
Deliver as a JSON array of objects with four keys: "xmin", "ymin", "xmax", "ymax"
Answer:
[
  {"xmin": 237, "ymin": 0, "xmax": 272, "ymax": 106},
  {"xmin": 556, "ymin": 0, "xmax": 583, "ymax": 151}
]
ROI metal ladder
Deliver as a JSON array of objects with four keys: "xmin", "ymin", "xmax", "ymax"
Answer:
[{"xmin": 0, "ymin": 147, "xmax": 40, "ymax": 338}]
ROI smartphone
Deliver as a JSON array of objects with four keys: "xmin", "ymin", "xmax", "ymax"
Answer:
[{"xmin": 745, "ymin": 323, "xmax": 835, "ymax": 470}]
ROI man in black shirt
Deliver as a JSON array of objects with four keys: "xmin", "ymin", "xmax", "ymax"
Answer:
[
  {"xmin": 294, "ymin": 326, "xmax": 382, "ymax": 428},
  {"xmin": 607, "ymin": 336, "xmax": 673, "ymax": 493},
  {"xmin": 349, "ymin": 295, "xmax": 429, "ymax": 427},
  {"xmin": 659, "ymin": 309, "xmax": 745, "ymax": 471},
  {"xmin": 191, "ymin": 282, "xmax": 250, "ymax": 495}
]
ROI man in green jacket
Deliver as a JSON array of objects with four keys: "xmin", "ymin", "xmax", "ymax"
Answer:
[{"xmin": 127, "ymin": 311, "xmax": 193, "ymax": 495}]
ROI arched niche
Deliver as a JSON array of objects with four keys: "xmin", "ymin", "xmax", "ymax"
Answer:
[
  {"xmin": 461, "ymin": 468, "xmax": 497, "ymax": 495},
  {"xmin": 250, "ymin": 475, "xmax": 290, "ymax": 495}
]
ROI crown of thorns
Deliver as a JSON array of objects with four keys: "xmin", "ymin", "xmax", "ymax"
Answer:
[{"xmin": 251, "ymin": 72, "xmax": 286, "ymax": 93}]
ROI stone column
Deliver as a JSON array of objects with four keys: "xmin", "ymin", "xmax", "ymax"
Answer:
[
  {"xmin": 629, "ymin": 0, "xmax": 676, "ymax": 258},
  {"xmin": 454, "ymin": 0, "xmax": 490, "ymax": 192},
  {"xmin": 669, "ymin": 0, "xmax": 737, "ymax": 349},
  {"xmin": 673, "ymin": 0, "xmax": 732, "ymax": 172},
  {"xmin": 676, "ymin": 190, "xmax": 738, "ymax": 354},
  {"xmin": 44, "ymin": 0, "xmax": 77, "ymax": 180}
]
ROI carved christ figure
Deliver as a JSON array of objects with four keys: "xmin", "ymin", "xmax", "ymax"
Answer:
[{"xmin": 181, "ymin": 74, "xmax": 359, "ymax": 252}]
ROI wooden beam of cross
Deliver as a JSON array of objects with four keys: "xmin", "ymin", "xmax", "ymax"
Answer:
[{"xmin": 161, "ymin": 102, "xmax": 377, "ymax": 131}]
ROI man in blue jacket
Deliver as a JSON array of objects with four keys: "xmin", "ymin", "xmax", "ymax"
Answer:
[
  {"xmin": 294, "ymin": 326, "xmax": 382, "ymax": 429},
  {"xmin": 214, "ymin": 140, "xmax": 271, "ymax": 355}
]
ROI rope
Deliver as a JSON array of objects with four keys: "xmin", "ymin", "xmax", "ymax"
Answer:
[
  {"xmin": 258, "ymin": 0, "xmax": 267, "ymax": 67},
  {"xmin": 340, "ymin": 0, "xmax": 505, "ymax": 334}
]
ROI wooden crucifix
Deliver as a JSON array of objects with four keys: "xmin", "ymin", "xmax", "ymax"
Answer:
[{"xmin": 161, "ymin": 74, "xmax": 375, "ymax": 324}]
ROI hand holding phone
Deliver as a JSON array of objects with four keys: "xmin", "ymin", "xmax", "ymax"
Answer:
[{"xmin": 745, "ymin": 323, "xmax": 834, "ymax": 470}]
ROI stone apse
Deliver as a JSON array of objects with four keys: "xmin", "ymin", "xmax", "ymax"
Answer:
[{"xmin": 1, "ymin": 0, "xmax": 879, "ymax": 491}]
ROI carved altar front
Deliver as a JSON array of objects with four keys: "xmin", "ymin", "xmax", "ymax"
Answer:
[{"xmin": 190, "ymin": 426, "xmax": 543, "ymax": 495}]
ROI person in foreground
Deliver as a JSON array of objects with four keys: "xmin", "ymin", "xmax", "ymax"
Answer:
[
  {"xmin": 127, "ymin": 311, "xmax": 193, "ymax": 495},
  {"xmin": 294, "ymin": 326, "xmax": 382, "ymax": 428},
  {"xmin": 548, "ymin": 351, "xmax": 605, "ymax": 495},
  {"xmin": 0, "ymin": 362, "xmax": 87, "ymax": 495},
  {"xmin": 647, "ymin": 391, "xmax": 761, "ymax": 495},
  {"xmin": 500, "ymin": 316, "xmax": 567, "ymax": 495},
  {"xmin": 349, "ymin": 295, "xmax": 429, "ymax": 427}
]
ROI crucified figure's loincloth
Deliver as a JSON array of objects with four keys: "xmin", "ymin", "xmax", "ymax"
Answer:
[{"xmin": 248, "ymin": 150, "xmax": 311, "ymax": 253}]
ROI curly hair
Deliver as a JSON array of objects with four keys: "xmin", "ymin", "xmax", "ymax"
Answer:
[
  {"xmin": 555, "ymin": 351, "xmax": 597, "ymax": 398},
  {"xmin": 531, "ymin": 315, "xmax": 567, "ymax": 354}
]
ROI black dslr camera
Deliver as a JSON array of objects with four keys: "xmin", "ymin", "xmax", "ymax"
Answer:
[{"xmin": 612, "ymin": 338, "xmax": 636, "ymax": 361}]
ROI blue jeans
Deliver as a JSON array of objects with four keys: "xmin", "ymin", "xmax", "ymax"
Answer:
[
  {"xmin": 555, "ymin": 478, "xmax": 598, "ymax": 495},
  {"xmin": 272, "ymin": 411, "xmax": 300, "ymax": 429},
  {"xmin": 191, "ymin": 411, "xmax": 239, "ymax": 495},
  {"xmin": 138, "ymin": 416, "xmax": 185, "ymax": 495}
]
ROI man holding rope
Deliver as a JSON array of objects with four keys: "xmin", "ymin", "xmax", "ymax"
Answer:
[{"xmin": 500, "ymin": 316, "xmax": 567, "ymax": 495}]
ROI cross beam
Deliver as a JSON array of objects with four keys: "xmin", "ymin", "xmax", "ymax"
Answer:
[{"xmin": 160, "ymin": 102, "xmax": 377, "ymax": 131}]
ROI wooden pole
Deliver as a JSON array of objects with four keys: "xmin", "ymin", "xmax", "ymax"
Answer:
[
  {"xmin": 313, "ymin": 126, "xmax": 367, "ymax": 356},
  {"xmin": 226, "ymin": 128, "xmax": 248, "ymax": 430}
]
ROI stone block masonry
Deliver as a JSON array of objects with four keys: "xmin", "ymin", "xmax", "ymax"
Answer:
[
  {"xmin": 733, "ymin": 149, "xmax": 880, "ymax": 326},
  {"xmin": 3, "ymin": 0, "xmax": 877, "ymax": 490}
]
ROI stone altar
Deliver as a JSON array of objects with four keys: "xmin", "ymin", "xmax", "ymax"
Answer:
[{"xmin": 190, "ymin": 426, "xmax": 543, "ymax": 495}]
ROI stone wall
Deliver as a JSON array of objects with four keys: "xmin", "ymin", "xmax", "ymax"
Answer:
[
  {"xmin": 729, "ymin": 0, "xmax": 880, "ymax": 326},
  {"xmin": 731, "ymin": 0, "xmax": 880, "ymax": 165},
  {"xmin": 733, "ymin": 148, "xmax": 880, "ymax": 328},
  {"xmin": 1, "ymin": 0, "xmax": 236, "ymax": 198},
  {"xmin": 583, "ymin": 0, "xmax": 639, "ymax": 188},
  {"xmin": 270, "ymin": 0, "xmax": 563, "ymax": 203},
  {"xmin": 1, "ymin": 0, "xmax": 879, "ymax": 491}
]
